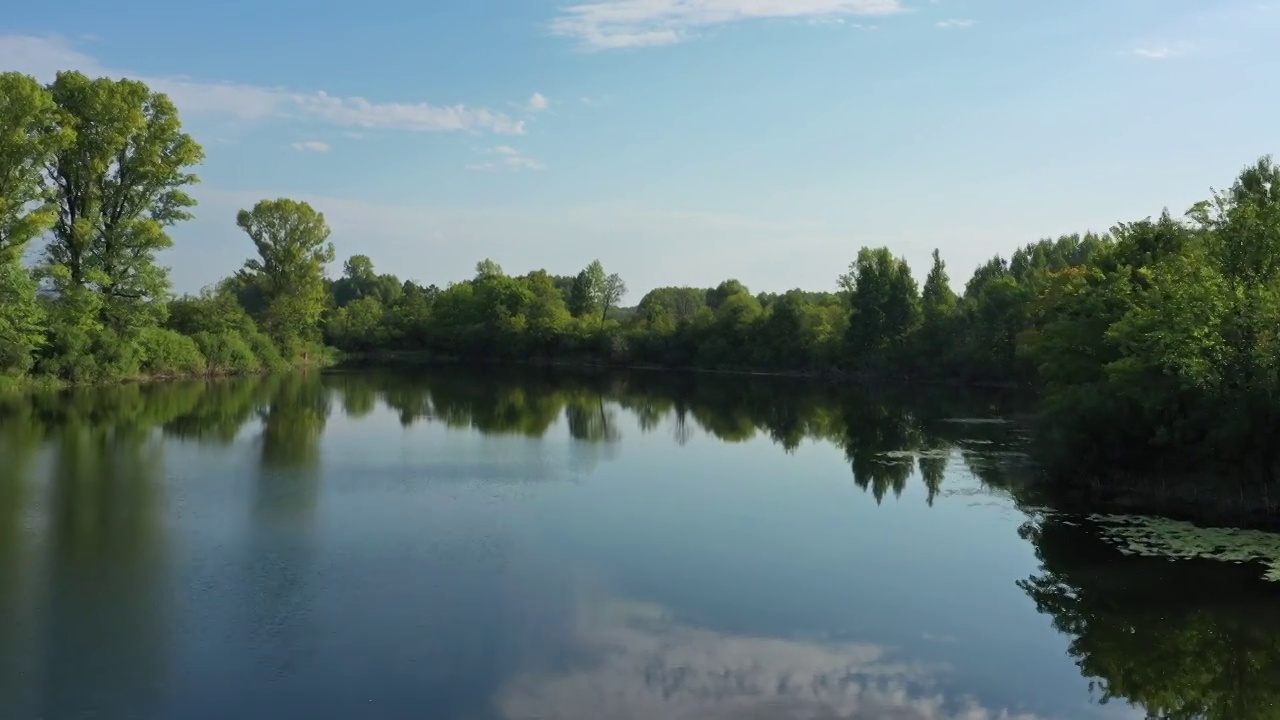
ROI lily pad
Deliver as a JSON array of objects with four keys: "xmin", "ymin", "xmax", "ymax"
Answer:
[{"xmin": 1092, "ymin": 514, "xmax": 1280, "ymax": 583}]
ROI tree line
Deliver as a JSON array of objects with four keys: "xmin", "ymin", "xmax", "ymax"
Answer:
[{"xmin": 4, "ymin": 70, "xmax": 1280, "ymax": 492}]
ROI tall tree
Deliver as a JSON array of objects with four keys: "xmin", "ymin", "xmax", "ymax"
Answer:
[
  {"xmin": 840, "ymin": 247, "xmax": 921, "ymax": 369},
  {"xmin": 918, "ymin": 249, "xmax": 959, "ymax": 370},
  {"xmin": 601, "ymin": 272, "xmax": 627, "ymax": 323},
  {"xmin": 235, "ymin": 198, "xmax": 335, "ymax": 351},
  {"xmin": 0, "ymin": 72, "xmax": 67, "ymax": 264},
  {"xmin": 0, "ymin": 73, "xmax": 65, "ymax": 373},
  {"xmin": 921, "ymin": 249, "xmax": 957, "ymax": 320},
  {"xmin": 569, "ymin": 260, "xmax": 607, "ymax": 319},
  {"xmin": 42, "ymin": 71, "xmax": 204, "ymax": 332}
]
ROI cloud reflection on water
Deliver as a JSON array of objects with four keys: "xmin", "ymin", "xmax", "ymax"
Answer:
[{"xmin": 498, "ymin": 596, "xmax": 1043, "ymax": 720}]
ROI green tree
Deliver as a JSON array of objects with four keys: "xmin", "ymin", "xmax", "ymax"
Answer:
[
  {"xmin": 0, "ymin": 72, "xmax": 67, "ymax": 264},
  {"xmin": 569, "ymin": 260, "xmax": 606, "ymax": 319},
  {"xmin": 42, "ymin": 71, "xmax": 204, "ymax": 333},
  {"xmin": 918, "ymin": 249, "xmax": 958, "ymax": 372},
  {"xmin": 235, "ymin": 198, "xmax": 336, "ymax": 353},
  {"xmin": 0, "ymin": 73, "xmax": 64, "ymax": 375},
  {"xmin": 0, "ymin": 263, "xmax": 44, "ymax": 374},
  {"xmin": 841, "ymin": 248, "xmax": 921, "ymax": 370},
  {"xmin": 601, "ymin": 272, "xmax": 627, "ymax": 324},
  {"xmin": 332, "ymin": 254, "xmax": 402, "ymax": 308},
  {"xmin": 475, "ymin": 258, "xmax": 504, "ymax": 281}
]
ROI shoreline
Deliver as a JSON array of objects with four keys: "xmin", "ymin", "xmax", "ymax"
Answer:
[
  {"xmin": 8, "ymin": 355, "xmax": 1279, "ymax": 533},
  {"xmin": 332, "ymin": 350, "xmax": 1029, "ymax": 391},
  {"xmin": 0, "ymin": 359, "xmax": 331, "ymax": 396}
]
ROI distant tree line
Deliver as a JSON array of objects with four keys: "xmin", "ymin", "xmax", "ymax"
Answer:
[
  {"xmin": 319, "ymin": 157, "xmax": 1280, "ymax": 487},
  {"xmin": 4, "ymin": 70, "xmax": 1280, "ymax": 490}
]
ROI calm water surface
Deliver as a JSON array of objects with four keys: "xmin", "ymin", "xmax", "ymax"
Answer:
[{"xmin": 0, "ymin": 369, "xmax": 1276, "ymax": 719}]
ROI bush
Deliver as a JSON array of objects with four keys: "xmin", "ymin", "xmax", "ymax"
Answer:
[
  {"xmin": 243, "ymin": 329, "xmax": 290, "ymax": 372},
  {"xmin": 138, "ymin": 327, "xmax": 207, "ymax": 377},
  {"xmin": 192, "ymin": 331, "xmax": 261, "ymax": 375}
]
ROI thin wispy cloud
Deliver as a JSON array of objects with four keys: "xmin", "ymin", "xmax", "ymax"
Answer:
[
  {"xmin": 1129, "ymin": 42, "xmax": 1193, "ymax": 59},
  {"xmin": 290, "ymin": 140, "xmax": 331, "ymax": 153},
  {"xmin": 552, "ymin": 0, "xmax": 907, "ymax": 49},
  {"xmin": 935, "ymin": 18, "xmax": 975, "ymax": 29},
  {"xmin": 0, "ymin": 34, "xmax": 527, "ymax": 135},
  {"xmin": 467, "ymin": 145, "xmax": 546, "ymax": 171}
]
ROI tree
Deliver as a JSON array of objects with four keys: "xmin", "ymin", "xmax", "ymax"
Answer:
[
  {"xmin": 0, "ymin": 72, "xmax": 64, "ymax": 374},
  {"xmin": 235, "ymin": 198, "xmax": 335, "ymax": 351},
  {"xmin": 707, "ymin": 280, "xmax": 749, "ymax": 310},
  {"xmin": 918, "ymin": 249, "xmax": 959, "ymax": 372},
  {"xmin": 42, "ymin": 71, "xmax": 204, "ymax": 333},
  {"xmin": 602, "ymin": 273, "xmax": 627, "ymax": 323},
  {"xmin": 569, "ymin": 260, "xmax": 607, "ymax": 318},
  {"xmin": 921, "ymin": 249, "xmax": 957, "ymax": 321},
  {"xmin": 841, "ymin": 248, "xmax": 920, "ymax": 370},
  {"xmin": 332, "ymin": 254, "xmax": 402, "ymax": 308},
  {"xmin": 0, "ymin": 72, "xmax": 67, "ymax": 264},
  {"xmin": 0, "ymin": 263, "xmax": 44, "ymax": 374},
  {"xmin": 475, "ymin": 258, "xmax": 504, "ymax": 281}
]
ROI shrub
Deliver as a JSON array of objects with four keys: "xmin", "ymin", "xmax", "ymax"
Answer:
[
  {"xmin": 138, "ymin": 327, "xmax": 207, "ymax": 377},
  {"xmin": 192, "ymin": 331, "xmax": 261, "ymax": 375},
  {"xmin": 243, "ymin": 329, "xmax": 290, "ymax": 372}
]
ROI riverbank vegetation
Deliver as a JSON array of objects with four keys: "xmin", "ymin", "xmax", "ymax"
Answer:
[
  {"xmin": 0, "ymin": 72, "xmax": 331, "ymax": 387},
  {"xmin": 5, "ymin": 70, "xmax": 1280, "ymax": 508}
]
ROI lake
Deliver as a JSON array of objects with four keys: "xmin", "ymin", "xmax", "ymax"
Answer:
[{"xmin": 0, "ymin": 369, "xmax": 1277, "ymax": 720}]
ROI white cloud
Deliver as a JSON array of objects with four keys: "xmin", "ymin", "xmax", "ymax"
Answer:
[
  {"xmin": 468, "ymin": 145, "xmax": 547, "ymax": 171},
  {"xmin": 551, "ymin": 0, "xmax": 908, "ymax": 49},
  {"xmin": 526, "ymin": 92, "xmax": 551, "ymax": 112},
  {"xmin": 1129, "ymin": 43, "xmax": 1193, "ymax": 59},
  {"xmin": 290, "ymin": 140, "xmax": 331, "ymax": 153},
  {"xmin": 936, "ymin": 18, "xmax": 975, "ymax": 29},
  {"xmin": 505, "ymin": 156, "xmax": 547, "ymax": 170},
  {"xmin": 0, "ymin": 34, "xmax": 526, "ymax": 135}
]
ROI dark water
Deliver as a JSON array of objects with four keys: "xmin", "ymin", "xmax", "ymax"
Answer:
[{"xmin": 0, "ymin": 370, "xmax": 1277, "ymax": 720}]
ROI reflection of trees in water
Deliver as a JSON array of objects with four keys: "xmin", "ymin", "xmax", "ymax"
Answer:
[
  {"xmin": 162, "ymin": 376, "xmax": 274, "ymax": 443},
  {"xmin": 330, "ymin": 372, "xmax": 379, "ymax": 418},
  {"xmin": 243, "ymin": 372, "xmax": 331, "ymax": 684},
  {"xmin": 327, "ymin": 369, "xmax": 1033, "ymax": 504},
  {"xmin": 0, "ymin": 382, "xmax": 225, "ymax": 716},
  {"xmin": 1019, "ymin": 515, "xmax": 1280, "ymax": 719},
  {"xmin": 259, "ymin": 372, "xmax": 330, "ymax": 473},
  {"xmin": 0, "ymin": 402, "xmax": 44, "ymax": 712},
  {"xmin": 39, "ymin": 412, "xmax": 172, "ymax": 720}
]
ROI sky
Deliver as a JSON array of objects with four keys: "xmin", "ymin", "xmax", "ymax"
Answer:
[{"xmin": 3, "ymin": 0, "xmax": 1278, "ymax": 299}]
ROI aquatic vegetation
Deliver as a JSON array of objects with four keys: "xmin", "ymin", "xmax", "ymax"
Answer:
[{"xmin": 1090, "ymin": 513, "xmax": 1280, "ymax": 582}]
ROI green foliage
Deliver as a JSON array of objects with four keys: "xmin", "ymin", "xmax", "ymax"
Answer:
[
  {"xmin": 1023, "ymin": 158, "xmax": 1280, "ymax": 486},
  {"xmin": 0, "ymin": 71, "xmax": 314, "ymax": 385},
  {"xmin": 841, "ymin": 248, "xmax": 920, "ymax": 371},
  {"xmin": 244, "ymin": 329, "xmax": 290, "ymax": 373},
  {"xmin": 41, "ymin": 71, "xmax": 204, "ymax": 335},
  {"xmin": 166, "ymin": 289, "xmax": 258, "ymax": 337},
  {"xmin": 137, "ymin": 327, "xmax": 206, "ymax": 377},
  {"xmin": 235, "ymin": 198, "xmax": 335, "ymax": 347},
  {"xmin": 0, "ymin": 262, "xmax": 45, "ymax": 375},
  {"xmin": 0, "ymin": 72, "xmax": 68, "ymax": 264},
  {"xmin": 192, "ymin": 331, "xmax": 261, "ymax": 376}
]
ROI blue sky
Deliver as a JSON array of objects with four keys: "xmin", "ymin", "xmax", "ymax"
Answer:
[{"xmin": 4, "ymin": 0, "xmax": 1278, "ymax": 299}]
